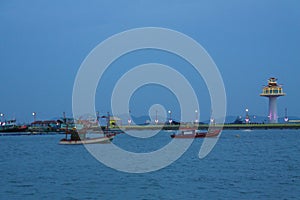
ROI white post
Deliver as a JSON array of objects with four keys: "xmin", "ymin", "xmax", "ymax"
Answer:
[{"xmin": 269, "ymin": 97, "xmax": 278, "ymax": 123}]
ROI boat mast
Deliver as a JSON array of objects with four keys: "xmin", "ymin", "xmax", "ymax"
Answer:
[
  {"xmin": 106, "ymin": 112, "xmax": 110, "ymax": 131},
  {"xmin": 63, "ymin": 112, "xmax": 67, "ymax": 139}
]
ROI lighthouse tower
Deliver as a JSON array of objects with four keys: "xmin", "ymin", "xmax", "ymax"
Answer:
[{"xmin": 260, "ymin": 78, "xmax": 285, "ymax": 123}]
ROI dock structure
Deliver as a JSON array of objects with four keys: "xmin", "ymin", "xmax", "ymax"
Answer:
[
  {"xmin": 260, "ymin": 78, "xmax": 285, "ymax": 123},
  {"xmin": 120, "ymin": 123, "xmax": 300, "ymax": 130}
]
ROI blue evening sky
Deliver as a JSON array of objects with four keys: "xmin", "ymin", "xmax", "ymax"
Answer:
[{"xmin": 0, "ymin": 0, "xmax": 299, "ymax": 123}]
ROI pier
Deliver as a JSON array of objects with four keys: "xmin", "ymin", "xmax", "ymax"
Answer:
[{"xmin": 120, "ymin": 123, "xmax": 300, "ymax": 131}]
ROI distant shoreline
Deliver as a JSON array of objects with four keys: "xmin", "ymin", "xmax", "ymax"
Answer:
[{"xmin": 1, "ymin": 123, "xmax": 299, "ymax": 135}]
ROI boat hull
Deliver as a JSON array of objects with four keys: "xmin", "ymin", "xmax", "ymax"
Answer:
[
  {"xmin": 0, "ymin": 125, "xmax": 28, "ymax": 133},
  {"xmin": 59, "ymin": 136, "xmax": 113, "ymax": 145}
]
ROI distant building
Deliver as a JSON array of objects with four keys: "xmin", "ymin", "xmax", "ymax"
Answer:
[{"xmin": 29, "ymin": 120, "xmax": 59, "ymax": 132}]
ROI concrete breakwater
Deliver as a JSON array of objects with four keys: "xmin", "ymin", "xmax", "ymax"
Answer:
[
  {"xmin": 1, "ymin": 123, "xmax": 299, "ymax": 135},
  {"xmin": 121, "ymin": 123, "xmax": 300, "ymax": 130}
]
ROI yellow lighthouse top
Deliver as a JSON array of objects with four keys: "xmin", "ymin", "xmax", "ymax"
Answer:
[{"xmin": 260, "ymin": 77, "xmax": 286, "ymax": 97}]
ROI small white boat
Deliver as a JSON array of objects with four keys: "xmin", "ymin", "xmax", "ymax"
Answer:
[{"xmin": 170, "ymin": 128, "xmax": 220, "ymax": 139}]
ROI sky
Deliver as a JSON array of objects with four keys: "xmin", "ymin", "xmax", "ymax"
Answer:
[{"xmin": 0, "ymin": 0, "xmax": 299, "ymax": 123}]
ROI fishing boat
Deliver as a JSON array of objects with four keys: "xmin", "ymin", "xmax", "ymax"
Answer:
[
  {"xmin": 59, "ymin": 112, "xmax": 117, "ymax": 145},
  {"xmin": 0, "ymin": 120, "xmax": 28, "ymax": 133},
  {"xmin": 170, "ymin": 128, "xmax": 221, "ymax": 139}
]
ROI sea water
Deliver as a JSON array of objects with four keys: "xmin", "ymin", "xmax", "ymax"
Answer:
[{"xmin": 0, "ymin": 130, "xmax": 299, "ymax": 199}]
